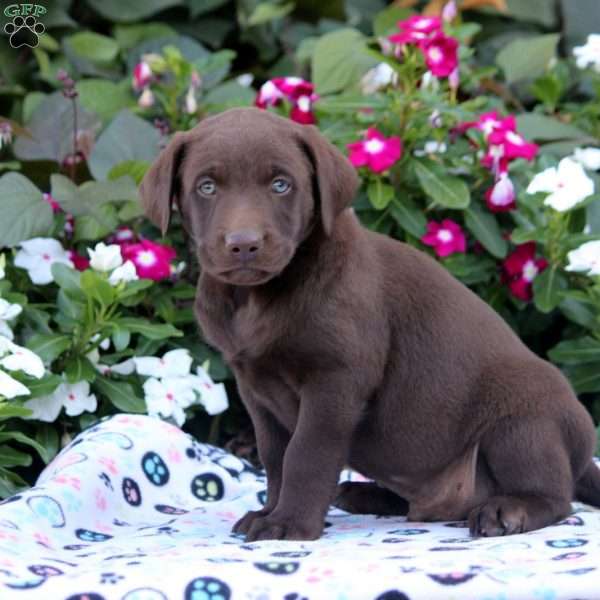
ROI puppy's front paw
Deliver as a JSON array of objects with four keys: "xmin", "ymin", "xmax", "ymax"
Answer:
[
  {"xmin": 245, "ymin": 513, "xmax": 323, "ymax": 542},
  {"xmin": 468, "ymin": 496, "xmax": 527, "ymax": 537},
  {"xmin": 232, "ymin": 509, "xmax": 270, "ymax": 535}
]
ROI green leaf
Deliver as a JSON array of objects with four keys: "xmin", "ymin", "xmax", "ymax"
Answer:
[
  {"xmin": 532, "ymin": 266, "xmax": 566, "ymax": 313},
  {"xmin": 64, "ymin": 32, "xmax": 119, "ymax": 64},
  {"xmin": 312, "ymin": 28, "xmax": 378, "ymax": 95},
  {"xmin": 247, "ymin": 2, "xmax": 294, "ymax": 26},
  {"xmin": 187, "ymin": 0, "xmax": 229, "ymax": 17},
  {"xmin": 77, "ymin": 79, "xmax": 133, "ymax": 123},
  {"xmin": 0, "ymin": 173, "xmax": 53, "ymax": 247},
  {"xmin": 74, "ymin": 205, "xmax": 120, "ymax": 241},
  {"xmin": 57, "ymin": 289, "xmax": 85, "ymax": 322},
  {"xmin": 373, "ymin": 6, "xmax": 412, "ymax": 37},
  {"xmin": 85, "ymin": 0, "xmax": 183, "ymax": 22},
  {"xmin": 22, "ymin": 374, "xmax": 62, "ymax": 398},
  {"xmin": 496, "ymin": 34, "xmax": 560, "ymax": 84},
  {"xmin": 506, "ymin": 0, "xmax": 558, "ymax": 27},
  {"xmin": 0, "ymin": 431, "xmax": 47, "ymax": 462},
  {"xmin": 548, "ymin": 337, "xmax": 600, "ymax": 365},
  {"xmin": 112, "ymin": 329, "xmax": 131, "ymax": 352},
  {"xmin": 88, "ymin": 110, "xmax": 161, "ymax": 181},
  {"xmin": 464, "ymin": 205, "xmax": 507, "ymax": 259},
  {"xmin": 116, "ymin": 317, "xmax": 183, "ymax": 340},
  {"xmin": 80, "ymin": 270, "xmax": 115, "ymax": 307},
  {"xmin": 0, "ymin": 405, "xmax": 32, "ymax": 421},
  {"xmin": 35, "ymin": 424, "xmax": 59, "ymax": 464},
  {"xmin": 559, "ymin": 297, "xmax": 597, "ymax": 328},
  {"xmin": 567, "ymin": 362, "xmax": 600, "ymax": 394},
  {"xmin": 442, "ymin": 254, "xmax": 495, "ymax": 285},
  {"xmin": 367, "ymin": 179, "xmax": 394, "ymax": 210},
  {"xmin": 94, "ymin": 377, "xmax": 146, "ymax": 413},
  {"xmin": 515, "ymin": 114, "xmax": 594, "ymax": 143},
  {"xmin": 0, "ymin": 447, "xmax": 32, "ymax": 468},
  {"xmin": 113, "ymin": 23, "xmax": 176, "ymax": 50},
  {"xmin": 413, "ymin": 159, "xmax": 470, "ymax": 210},
  {"xmin": 27, "ymin": 334, "xmax": 71, "ymax": 364},
  {"xmin": 65, "ymin": 356, "xmax": 97, "ymax": 384},
  {"xmin": 390, "ymin": 196, "xmax": 426, "ymax": 238},
  {"xmin": 108, "ymin": 160, "xmax": 150, "ymax": 185},
  {"xmin": 51, "ymin": 262, "xmax": 85, "ymax": 300},
  {"xmin": 13, "ymin": 92, "xmax": 101, "ymax": 163},
  {"xmin": 203, "ymin": 80, "xmax": 256, "ymax": 108}
]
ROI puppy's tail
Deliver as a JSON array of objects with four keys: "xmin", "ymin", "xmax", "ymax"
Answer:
[{"xmin": 575, "ymin": 460, "xmax": 600, "ymax": 507}]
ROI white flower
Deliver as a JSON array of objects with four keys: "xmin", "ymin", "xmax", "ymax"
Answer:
[
  {"xmin": 0, "ymin": 298, "xmax": 22, "ymax": 341},
  {"xmin": 88, "ymin": 242, "xmax": 122, "ymax": 272},
  {"xmin": 185, "ymin": 86, "xmax": 198, "ymax": 114},
  {"xmin": 360, "ymin": 63, "xmax": 397, "ymax": 94},
  {"xmin": 0, "ymin": 337, "xmax": 44, "ymax": 379},
  {"xmin": 413, "ymin": 141, "xmax": 447, "ymax": 157},
  {"xmin": 420, "ymin": 70, "xmax": 439, "ymax": 92},
  {"xmin": 236, "ymin": 73, "xmax": 254, "ymax": 87},
  {"xmin": 25, "ymin": 381, "xmax": 97, "ymax": 422},
  {"xmin": 0, "ymin": 254, "xmax": 5, "ymax": 280},
  {"xmin": 573, "ymin": 147, "xmax": 600, "ymax": 171},
  {"xmin": 138, "ymin": 87, "xmax": 155, "ymax": 108},
  {"xmin": 186, "ymin": 366, "xmax": 229, "ymax": 415},
  {"xmin": 573, "ymin": 34, "xmax": 600, "ymax": 73},
  {"xmin": 143, "ymin": 376, "xmax": 197, "ymax": 426},
  {"xmin": 0, "ymin": 369, "xmax": 31, "ymax": 399},
  {"xmin": 527, "ymin": 157, "xmax": 595, "ymax": 212},
  {"xmin": 96, "ymin": 358, "xmax": 135, "ymax": 376},
  {"xmin": 566, "ymin": 240, "xmax": 600, "ymax": 276},
  {"xmin": 14, "ymin": 238, "xmax": 73, "ymax": 285},
  {"xmin": 108, "ymin": 260, "xmax": 139, "ymax": 286},
  {"xmin": 134, "ymin": 348, "xmax": 193, "ymax": 378}
]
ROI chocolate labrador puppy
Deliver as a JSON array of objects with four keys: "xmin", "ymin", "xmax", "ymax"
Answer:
[{"xmin": 140, "ymin": 107, "xmax": 600, "ymax": 541}]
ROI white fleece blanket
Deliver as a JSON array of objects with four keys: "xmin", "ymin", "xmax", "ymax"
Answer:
[{"xmin": 0, "ymin": 414, "xmax": 598, "ymax": 600}]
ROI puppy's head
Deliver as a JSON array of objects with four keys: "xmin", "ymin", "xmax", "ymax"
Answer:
[{"xmin": 139, "ymin": 107, "xmax": 359, "ymax": 286}]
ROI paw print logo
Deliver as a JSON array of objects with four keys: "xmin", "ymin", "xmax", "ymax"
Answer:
[
  {"xmin": 141, "ymin": 452, "xmax": 170, "ymax": 486},
  {"xmin": 190, "ymin": 473, "xmax": 224, "ymax": 502},
  {"xmin": 4, "ymin": 15, "xmax": 44, "ymax": 49}
]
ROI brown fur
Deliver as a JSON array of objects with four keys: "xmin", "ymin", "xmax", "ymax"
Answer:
[{"xmin": 140, "ymin": 107, "xmax": 600, "ymax": 541}]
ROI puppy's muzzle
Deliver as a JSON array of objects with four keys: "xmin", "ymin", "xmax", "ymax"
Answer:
[{"xmin": 225, "ymin": 229, "xmax": 264, "ymax": 263}]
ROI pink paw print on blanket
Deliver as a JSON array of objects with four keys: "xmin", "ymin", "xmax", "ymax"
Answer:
[
  {"xmin": 305, "ymin": 565, "xmax": 335, "ymax": 583},
  {"xmin": 98, "ymin": 456, "xmax": 119, "ymax": 475}
]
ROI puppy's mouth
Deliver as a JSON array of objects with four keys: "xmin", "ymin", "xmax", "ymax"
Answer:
[{"xmin": 216, "ymin": 266, "xmax": 277, "ymax": 286}]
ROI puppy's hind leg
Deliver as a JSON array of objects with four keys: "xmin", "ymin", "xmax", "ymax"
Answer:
[
  {"xmin": 334, "ymin": 481, "xmax": 409, "ymax": 516},
  {"xmin": 469, "ymin": 416, "xmax": 574, "ymax": 537}
]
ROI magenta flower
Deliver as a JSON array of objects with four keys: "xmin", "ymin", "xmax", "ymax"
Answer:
[
  {"xmin": 488, "ymin": 128, "xmax": 538, "ymax": 162},
  {"xmin": 255, "ymin": 77, "xmax": 318, "ymax": 124},
  {"xmin": 399, "ymin": 15, "xmax": 442, "ymax": 34},
  {"xmin": 389, "ymin": 29, "xmax": 429, "ymax": 46},
  {"xmin": 485, "ymin": 173, "xmax": 516, "ymax": 213},
  {"xmin": 132, "ymin": 61, "xmax": 152, "ymax": 91},
  {"xmin": 501, "ymin": 242, "xmax": 548, "ymax": 301},
  {"xmin": 421, "ymin": 32, "xmax": 459, "ymax": 77},
  {"xmin": 347, "ymin": 128, "xmax": 403, "ymax": 173},
  {"xmin": 121, "ymin": 240, "xmax": 176, "ymax": 281},
  {"xmin": 421, "ymin": 219, "xmax": 467, "ymax": 257},
  {"xmin": 108, "ymin": 226, "xmax": 136, "ymax": 246},
  {"xmin": 68, "ymin": 250, "xmax": 90, "ymax": 272}
]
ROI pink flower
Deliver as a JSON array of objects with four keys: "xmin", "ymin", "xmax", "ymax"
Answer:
[
  {"xmin": 421, "ymin": 32, "xmax": 459, "ymax": 77},
  {"xmin": 290, "ymin": 94, "xmax": 317, "ymax": 124},
  {"xmin": 501, "ymin": 242, "xmax": 548, "ymax": 301},
  {"xmin": 255, "ymin": 77, "xmax": 318, "ymax": 124},
  {"xmin": 399, "ymin": 15, "xmax": 442, "ymax": 34},
  {"xmin": 389, "ymin": 29, "xmax": 429, "ymax": 46},
  {"xmin": 68, "ymin": 250, "xmax": 90, "ymax": 271},
  {"xmin": 485, "ymin": 173, "xmax": 516, "ymax": 212},
  {"xmin": 347, "ymin": 128, "xmax": 403, "ymax": 173},
  {"xmin": 488, "ymin": 128, "xmax": 538, "ymax": 162},
  {"xmin": 43, "ymin": 193, "xmax": 61, "ymax": 214},
  {"xmin": 442, "ymin": 0, "xmax": 458, "ymax": 22},
  {"xmin": 421, "ymin": 219, "xmax": 467, "ymax": 257},
  {"xmin": 121, "ymin": 239, "xmax": 176, "ymax": 281},
  {"xmin": 133, "ymin": 61, "xmax": 152, "ymax": 91}
]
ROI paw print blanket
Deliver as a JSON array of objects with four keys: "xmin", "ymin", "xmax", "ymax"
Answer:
[{"xmin": 0, "ymin": 414, "xmax": 598, "ymax": 600}]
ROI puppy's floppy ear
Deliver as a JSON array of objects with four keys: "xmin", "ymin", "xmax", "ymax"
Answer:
[
  {"xmin": 139, "ymin": 132, "xmax": 188, "ymax": 235},
  {"xmin": 300, "ymin": 125, "xmax": 360, "ymax": 236}
]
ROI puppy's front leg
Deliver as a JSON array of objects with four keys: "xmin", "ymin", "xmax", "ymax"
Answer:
[
  {"xmin": 245, "ymin": 378, "xmax": 361, "ymax": 542},
  {"xmin": 233, "ymin": 403, "xmax": 290, "ymax": 535}
]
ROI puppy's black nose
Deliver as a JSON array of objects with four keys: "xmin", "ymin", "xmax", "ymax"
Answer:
[{"xmin": 225, "ymin": 229, "xmax": 263, "ymax": 262}]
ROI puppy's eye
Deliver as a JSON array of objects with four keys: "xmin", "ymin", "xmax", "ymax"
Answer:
[
  {"xmin": 271, "ymin": 178, "xmax": 291, "ymax": 194},
  {"xmin": 198, "ymin": 179, "xmax": 216, "ymax": 196}
]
